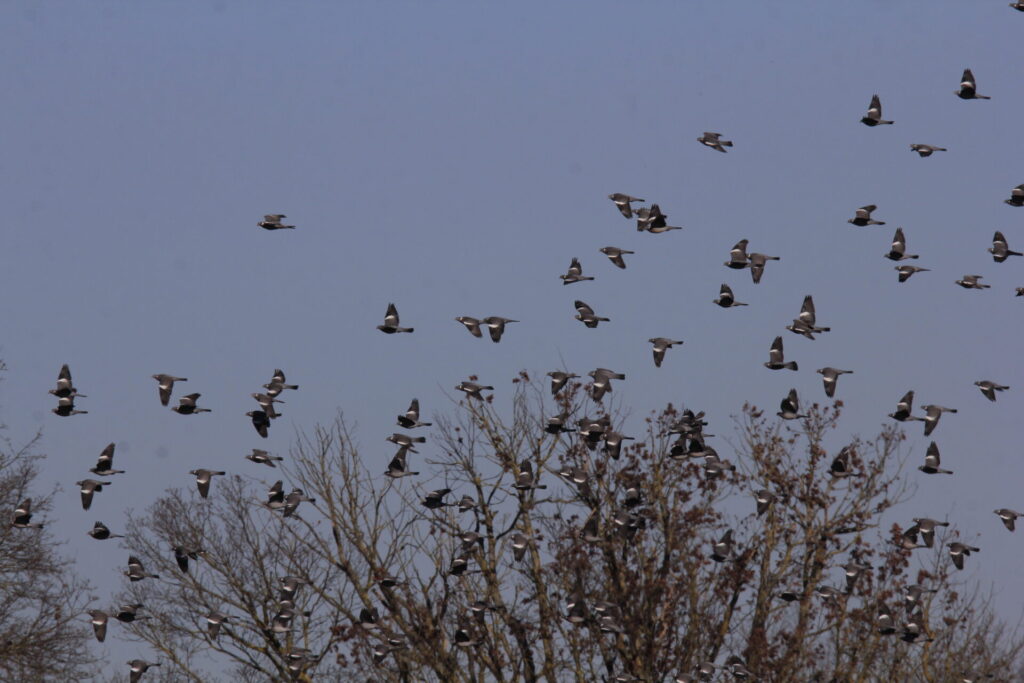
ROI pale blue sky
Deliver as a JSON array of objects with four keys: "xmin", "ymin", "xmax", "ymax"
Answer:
[{"xmin": 2, "ymin": 1, "xmax": 1023, "ymax": 676}]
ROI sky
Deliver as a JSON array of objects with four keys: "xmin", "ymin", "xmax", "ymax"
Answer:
[{"xmin": 1, "ymin": 1, "xmax": 1023, "ymax": 677}]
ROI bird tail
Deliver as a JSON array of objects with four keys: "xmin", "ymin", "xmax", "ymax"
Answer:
[
  {"xmin": 722, "ymin": 140, "xmax": 733, "ymax": 147},
  {"xmin": 787, "ymin": 362, "xmax": 798, "ymax": 371},
  {"xmin": 978, "ymin": 95, "xmax": 991, "ymax": 100},
  {"xmin": 197, "ymin": 408, "xmax": 212, "ymax": 413}
]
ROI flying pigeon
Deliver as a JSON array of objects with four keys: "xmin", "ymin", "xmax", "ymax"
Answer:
[
  {"xmin": 649, "ymin": 338, "xmax": 683, "ymax": 368},
  {"xmin": 764, "ymin": 336, "xmax": 798, "ymax": 371},
  {"xmin": 455, "ymin": 380, "xmax": 493, "ymax": 400},
  {"xmin": 608, "ymin": 193, "xmax": 643, "ymax": 218},
  {"xmin": 377, "ymin": 303, "xmax": 413, "ymax": 333},
  {"xmin": 697, "ymin": 131, "xmax": 733, "ymax": 152},
  {"xmin": 786, "ymin": 295, "xmax": 830, "ymax": 339},
  {"xmin": 511, "ymin": 532, "xmax": 530, "ymax": 561},
  {"xmin": 151, "ymin": 374, "xmax": 187, "ymax": 406},
  {"xmin": 52, "ymin": 396, "xmax": 87, "ymax": 417},
  {"xmin": 560, "ymin": 257, "xmax": 595, "ymax": 285},
  {"xmin": 546, "ymin": 371, "xmax": 578, "ymax": 395},
  {"xmin": 455, "ymin": 316, "xmax": 483, "ymax": 338},
  {"xmin": 397, "ymin": 398, "xmax": 432, "ymax": 429},
  {"xmin": 49, "ymin": 364, "xmax": 84, "ymax": 398},
  {"xmin": 910, "ymin": 144, "xmax": 947, "ymax": 157},
  {"xmin": 918, "ymin": 442, "xmax": 952, "ymax": 475},
  {"xmin": 75, "ymin": 479, "xmax": 108, "ymax": 510},
  {"xmin": 861, "ymin": 94, "xmax": 893, "ymax": 126},
  {"xmin": 635, "ymin": 203, "xmax": 681, "ymax": 233},
  {"xmin": 125, "ymin": 555, "xmax": 159, "ymax": 581},
  {"xmin": 12, "ymin": 499, "xmax": 43, "ymax": 528},
  {"xmin": 955, "ymin": 274, "xmax": 990, "ymax": 289},
  {"xmin": 777, "ymin": 388, "xmax": 806, "ymax": 420},
  {"xmin": 189, "ymin": 469, "xmax": 226, "ymax": 498},
  {"xmin": 896, "ymin": 265, "xmax": 929, "ymax": 282},
  {"xmin": 975, "ymin": 380, "xmax": 1009, "ymax": 402},
  {"xmin": 574, "ymin": 300, "xmax": 610, "ymax": 328},
  {"xmin": 265, "ymin": 481, "xmax": 285, "ymax": 510},
  {"xmin": 128, "ymin": 659, "xmax": 161, "ymax": 683},
  {"xmin": 385, "ymin": 446, "xmax": 420, "ymax": 479},
  {"xmin": 88, "ymin": 610, "xmax": 109, "ymax": 642},
  {"xmin": 829, "ymin": 447, "xmax": 858, "ymax": 478},
  {"xmin": 282, "ymin": 489, "xmax": 316, "ymax": 517},
  {"xmin": 989, "ymin": 231, "xmax": 1022, "ymax": 262},
  {"xmin": 955, "ymin": 68, "xmax": 990, "ymax": 100},
  {"xmin": 247, "ymin": 410, "xmax": 270, "ymax": 437},
  {"xmin": 115, "ymin": 604, "xmax": 147, "ymax": 623},
  {"xmin": 174, "ymin": 546, "xmax": 204, "ymax": 572},
  {"xmin": 257, "ymin": 214, "xmax": 295, "ymax": 230},
  {"xmin": 749, "ymin": 252, "xmax": 780, "ymax": 284},
  {"xmin": 909, "ymin": 517, "xmax": 949, "ymax": 548},
  {"xmin": 206, "ymin": 612, "xmax": 231, "ymax": 640},
  {"xmin": 711, "ymin": 529, "xmax": 735, "ymax": 562},
  {"xmin": 386, "ymin": 433, "xmax": 425, "ymax": 450},
  {"xmin": 920, "ymin": 404, "xmax": 957, "ymax": 436},
  {"xmin": 171, "ymin": 393, "xmax": 211, "ymax": 415},
  {"xmin": 263, "ymin": 369, "xmax": 299, "ymax": 397},
  {"xmin": 1005, "ymin": 184, "xmax": 1024, "ymax": 207},
  {"xmin": 886, "ymin": 228, "xmax": 918, "ymax": 261},
  {"xmin": 947, "ymin": 542, "xmax": 980, "ymax": 570},
  {"xmin": 725, "ymin": 240, "xmax": 751, "ymax": 269},
  {"xmin": 889, "ymin": 391, "xmax": 924, "ymax": 422},
  {"xmin": 599, "ymin": 246, "xmax": 634, "ymax": 269},
  {"xmin": 246, "ymin": 449, "xmax": 283, "ymax": 467},
  {"xmin": 90, "ymin": 443, "xmax": 125, "ymax": 476},
  {"xmin": 817, "ymin": 367, "xmax": 853, "ymax": 398},
  {"xmin": 755, "ymin": 489, "xmax": 776, "ymax": 516},
  {"xmin": 482, "ymin": 316, "xmax": 518, "ymax": 343},
  {"xmin": 994, "ymin": 509, "xmax": 1022, "ymax": 532},
  {"xmin": 87, "ymin": 521, "xmax": 123, "ymax": 540},
  {"xmin": 588, "ymin": 368, "xmax": 625, "ymax": 402},
  {"xmin": 848, "ymin": 205, "xmax": 885, "ymax": 226},
  {"xmin": 422, "ymin": 488, "xmax": 452, "ymax": 509},
  {"xmin": 713, "ymin": 283, "xmax": 747, "ymax": 307},
  {"xmin": 514, "ymin": 460, "xmax": 547, "ymax": 491}
]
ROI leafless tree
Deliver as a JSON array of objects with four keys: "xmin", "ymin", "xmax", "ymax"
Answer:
[{"xmin": 116, "ymin": 372, "xmax": 1024, "ymax": 681}]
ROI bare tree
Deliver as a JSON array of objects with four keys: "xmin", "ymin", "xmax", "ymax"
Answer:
[{"xmin": 116, "ymin": 373, "xmax": 1024, "ymax": 681}]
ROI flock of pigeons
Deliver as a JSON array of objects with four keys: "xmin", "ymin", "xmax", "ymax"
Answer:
[{"xmin": 7, "ymin": 60, "xmax": 1024, "ymax": 682}]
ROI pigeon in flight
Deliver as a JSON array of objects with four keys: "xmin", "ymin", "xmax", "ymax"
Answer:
[
  {"xmin": 648, "ymin": 338, "xmax": 683, "ymax": 368},
  {"xmin": 1012, "ymin": 2, "xmax": 1024, "ymax": 11},
  {"xmin": 482, "ymin": 316, "xmax": 518, "ymax": 343},
  {"xmin": 947, "ymin": 542, "xmax": 980, "ymax": 570},
  {"xmin": 246, "ymin": 449, "xmax": 283, "ymax": 467},
  {"xmin": 1005, "ymin": 184, "xmax": 1024, "ymax": 207},
  {"xmin": 588, "ymin": 368, "xmax": 625, "ymax": 402},
  {"xmin": 786, "ymin": 295, "xmax": 830, "ymax": 339},
  {"xmin": 189, "ymin": 469, "xmax": 226, "ymax": 499},
  {"xmin": 263, "ymin": 369, "xmax": 299, "ymax": 397},
  {"xmin": 76, "ymin": 479, "xmax": 108, "ymax": 510},
  {"xmin": 454, "ymin": 316, "xmax": 483, "ymax": 338},
  {"xmin": 920, "ymin": 404, "xmax": 957, "ymax": 436},
  {"xmin": 514, "ymin": 460, "xmax": 546, "ymax": 491},
  {"xmin": 749, "ymin": 252, "xmax": 780, "ymax": 284},
  {"xmin": 817, "ymin": 367, "xmax": 853, "ymax": 398},
  {"xmin": 889, "ymin": 391, "xmax": 924, "ymax": 422},
  {"xmin": 257, "ymin": 214, "xmax": 295, "ymax": 230},
  {"xmin": 128, "ymin": 659, "xmax": 161, "ymax": 682},
  {"xmin": 755, "ymin": 489, "xmax": 776, "ymax": 516},
  {"xmin": 918, "ymin": 442, "xmax": 952, "ymax": 475},
  {"xmin": 125, "ymin": 555, "xmax": 160, "ymax": 581},
  {"xmin": 12, "ymin": 498, "xmax": 43, "ymax": 528},
  {"xmin": 995, "ymin": 509, "xmax": 1022, "ymax": 532},
  {"xmin": 50, "ymin": 364, "xmax": 84, "ymax": 398},
  {"xmin": 635, "ymin": 203, "xmax": 681, "ymax": 233},
  {"xmin": 87, "ymin": 521, "xmax": 124, "ymax": 540},
  {"xmin": 777, "ymin": 388, "xmax": 806, "ymax": 420},
  {"xmin": 886, "ymin": 228, "xmax": 918, "ymax": 261},
  {"xmin": 282, "ymin": 489, "xmax": 316, "ymax": 517},
  {"xmin": 974, "ymin": 380, "xmax": 1009, "ymax": 402},
  {"xmin": 251, "ymin": 392, "xmax": 284, "ymax": 419},
  {"xmin": 724, "ymin": 240, "xmax": 750, "ymax": 269},
  {"xmin": 574, "ymin": 300, "xmax": 610, "ymax": 328},
  {"xmin": 385, "ymin": 446, "xmax": 420, "ymax": 479},
  {"xmin": 861, "ymin": 94, "xmax": 894, "ymax": 126},
  {"xmin": 829, "ymin": 447, "xmax": 858, "ymax": 478},
  {"xmin": 422, "ymin": 488, "xmax": 452, "ymax": 509},
  {"xmin": 52, "ymin": 396, "xmax": 87, "ymax": 417},
  {"xmin": 377, "ymin": 303, "xmax": 413, "ymax": 333},
  {"xmin": 546, "ymin": 371, "xmax": 578, "ymax": 395},
  {"xmin": 90, "ymin": 443, "xmax": 125, "ymax": 476},
  {"xmin": 397, "ymin": 398, "xmax": 432, "ymax": 429},
  {"xmin": 247, "ymin": 410, "xmax": 270, "ymax": 438},
  {"xmin": 955, "ymin": 68, "xmax": 990, "ymax": 100},
  {"xmin": 560, "ymin": 258, "xmax": 595, "ymax": 285},
  {"xmin": 88, "ymin": 610, "xmax": 109, "ymax": 642},
  {"xmin": 713, "ymin": 283, "xmax": 747, "ymax": 308},
  {"xmin": 896, "ymin": 265, "xmax": 929, "ymax": 282},
  {"xmin": 764, "ymin": 336, "xmax": 798, "ymax": 371},
  {"xmin": 151, "ymin": 374, "xmax": 187, "ymax": 406},
  {"xmin": 265, "ymin": 481, "xmax": 285, "ymax": 511},
  {"xmin": 206, "ymin": 612, "xmax": 231, "ymax": 640},
  {"xmin": 386, "ymin": 433, "xmax": 425, "ymax": 451},
  {"xmin": 455, "ymin": 380, "xmax": 493, "ymax": 400},
  {"xmin": 697, "ymin": 131, "xmax": 733, "ymax": 152},
  {"xmin": 608, "ymin": 193, "xmax": 643, "ymax": 218},
  {"xmin": 848, "ymin": 205, "xmax": 886, "ymax": 226},
  {"xmin": 172, "ymin": 393, "xmax": 211, "ymax": 415},
  {"xmin": 989, "ymin": 231, "xmax": 1022, "ymax": 262},
  {"xmin": 711, "ymin": 530, "xmax": 735, "ymax": 562},
  {"xmin": 174, "ymin": 546, "xmax": 204, "ymax": 572},
  {"xmin": 599, "ymin": 246, "xmax": 634, "ymax": 269},
  {"xmin": 909, "ymin": 518, "xmax": 949, "ymax": 548},
  {"xmin": 955, "ymin": 274, "xmax": 990, "ymax": 289},
  {"xmin": 910, "ymin": 144, "xmax": 947, "ymax": 157}
]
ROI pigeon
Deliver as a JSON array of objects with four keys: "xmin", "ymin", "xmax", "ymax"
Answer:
[
  {"xmin": 898, "ymin": 526, "xmax": 927, "ymax": 551},
  {"xmin": 947, "ymin": 542, "xmax": 980, "ymax": 570},
  {"xmin": 910, "ymin": 518, "xmax": 949, "ymax": 548},
  {"xmin": 975, "ymin": 380, "xmax": 1009, "ymax": 402},
  {"xmin": 955, "ymin": 274, "xmax": 990, "ymax": 289},
  {"xmin": 599, "ymin": 246, "xmax": 634, "ymax": 269},
  {"xmin": 206, "ymin": 612, "xmax": 230, "ymax": 640},
  {"xmin": 385, "ymin": 446, "xmax": 420, "ymax": 479},
  {"xmin": 910, "ymin": 144, "xmax": 947, "ymax": 157},
  {"xmin": 711, "ymin": 529, "xmax": 735, "ymax": 562},
  {"xmin": 247, "ymin": 410, "xmax": 270, "ymax": 438},
  {"xmin": 749, "ymin": 252, "xmax": 780, "ymax": 284},
  {"xmin": 174, "ymin": 546, "xmax": 204, "ymax": 572},
  {"xmin": 52, "ymin": 396, "xmax": 87, "ymax": 417},
  {"xmin": 125, "ymin": 555, "xmax": 159, "ymax": 581},
  {"xmin": 896, "ymin": 265, "xmax": 929, "ymax": 282},
  {"xmin": 876, "ymin": 606, "xmax": 896, "ymax": 635},
  {"xmin": 608, "ymin": 193, "xmax": 643, "ymax": 218},
  {"xmin": 889, "ymin": 391, "xmax": 924, "ymax": 422},
  {"xmin": 397, "ymin": 398, "xmax": 432, "ymax": 429},
  {"xmin": 386, "ymin": 433, "xmax": 425, "ymax": 450},
  {"xmin": 1005, "ymin": 184, "xmax": 1024, "ymax": 207},
  {"xmin": 272, "ymin": 606, "xmax": 298, "ymax": 633},
  {"xmin": 257, "ymin": 214, "xmax": 295, "ymax": 230},
  {"xmin": 764, "ymin": 336, "xmax": 798, "ymax": 371},
  {"xmin": 545, "ymin": 412, "xmax": 575, "ymax": 435},
  {"xmin": 171, "ymin": 393, "xmax": 211, "ymax": 415},
  {"xmin": 114, "ymin": 604, "xmax": 147, "ymax": 624},
  {"xmin": 1017, "ymin": 288, "xmax": 1024, "ymax": 296},
  {"xmin": 777, "ymin": 388, "xmax": 806, "ymax": 420},
  {"xmin": 514, "ymin": 460, "xmax": 546, "ymax": 491},
  {"xmin": 481, "ymin": 316, "xmax": 518, "ymax": 343},
  {"xmin": 635, "ymin": 203, "xmax": 681, "ymax": 233},
  {"xmin": 560, "ymin": 257, "xmax": 595, "ymax": 284},
  {"xmin": 88, "ymin": 610, "xmax": 109, "ymax": 642},
  {"xmin": 815, "ymin": 585, "xmax": 845, "ymax": 604},
  {"xmin": 75, "ymin": 479, "xmax": 108, "ymax": 510},
  {"xmin": 86, "ymin": 521, "xmax": 123, "ymax": 540},
  {"xmin": 511, "ymin": 532, "xmax": 530, "ymax": 561},
  {"xmin": 901, "ymin": 610, "xmax": 932, "ymax": 643},
  {"xmin": 546, "ymin": 371, "xmax": 578, "ymax": 395},
  {"xmin": 829, "ymin": 447, "xmax": 857, "ymax": 478},
  {"xmin": 90, "ymin": 443, "xmax": 124, "ymax": 476},
  {"xmin": 588, "ymin": 368, "xmax": 625, "ymax": 402},
  {"xmin": 251, "ymin": 392, "xmax": 284, "ymax": 419},
  {"xmin": 725, "ymin": 240, "xmax": 751, "ymax": 269},
  {"xmin": 603, "ymin": 430, "xmax": 635, "ymax": 460},
  {"xmin": 377, "ymin": 303, "xmax": 413, "ymax": 333},
  {"xmin": 697, "ymin": 131, "xmax": 733, "ymax": 152},
  {"xmin": 246, "ymin": 449, "xmax": 283, "ymax": 467},
  {"xmin": 263, "ymin": 369, "xmax": 299, "ymax": 397},
  {"xmin": 1012, "ymin": 2, "xmax": 1024, "ymax": 11},
  {"xmin": 151, "ymin": 374, "xmax": 187, "ymax": 406},
  {"xmin": 454, "ymin": 316, "xmax": 484, "ymax": 338},
  {"xmin": 861, "ymin": 94, "xmax": 893, "ymax": 126},
  {"xmin": 422, "ymin": 488, "xmax": 452, "ymax": 509},
  {"xmin": 817, "ymin": 367, "xmax": 853, "ymax": 398},
  {"xmin": 128, "ymin": 659, "xmax": 160, "ymax": 682},
  {"xmin": 904, "ymin": 584, "xmax": 937, "ymax": 614},
  {"xmin": 755, "ymin": 489, "xmax": 776, "ymax": 516},
  {"xmin": 574, "ymin": 300, "xmax": 610, "ymax": 328},
  {"xmin": 994, "ymin": 509, "xmax": 1022, "ymax": 531},
  {"xmin": 918, "ymin": 442, "xmax": 952, "ymax": 475},
  {"xmin": 282, "ymin": 489, "xmax": 316, "ymax": 517},
  {"xmin": 649, "ymin": 338, "xmax": 683, "ymax": 367},
  {"xmin": 955, "ymin": 68, "xmax": 990, "ymax": 100},
  {"xmin": 989, "ymin": 231, "xmax": 1022, "ymax": 262},
  {"xmin": 713, "ymin": 283, "xmax": 747, "ymax": 307},
  {"xmin": 12, "ymin": 499, "xmax": 43, "ymax": 528},
  {"xmin": 786, "ymin": 295, "xmax": 830, "ymax": 339},
  {"xmin": 49, "ymin": 364, "xmax": 84, "ymax": 398},
  {"xmin": 455, "ymin": 380, "xmax": 493, "ymax": 400},
  {"xmin": 848, "ymin": 205, "xmax": 885, "ymax": 226},
  {"xmin": 920, "ymin": 404, "xmax": 956, "ymax": 437},
  {"xmin": 265, "ymin": 481, "xmax": 285, "ymax": 510},
  {"xmin": 886, "ymin": 228, "xmax": 918, "ymax": 261},
  {"xmin": 189, "ymin": 469, "xmax": 226, "ymax": 498}
]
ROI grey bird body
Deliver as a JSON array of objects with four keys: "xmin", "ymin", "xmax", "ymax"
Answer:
[
  {"xmin": 755, "ymin": 489, "xmax": 776, "ymax": 516},
  {"xmin": 455, "ymin": 316, "xmax": 483, "ymax": 337},
  {"xmin": 247, "ymin": 410, "xmax": 270, "ymax": 437},
  {"xmin": 713, "ymin": 283, "xmax": 747, "ymax": 307},
  {"xmin": 263, "ymin": 369, "xmax": 298, "ymax": 397},
  {"xmin": 88, "ymin": 610, "xmax": 109, "ymax": 642},
  {"xmin": 910, "ymin": 144, "xmax": 947, "ymax": 157},
  {"xmin": 12, "ymin": 498, "xmax": 43, "ymax": 528},
  {"xmin": 817, "ymin": 367, "xmax": 853, "ymax": 398},
  {"xmin": 87, "ymin": 521, "xmax": 123, "ymax": 540},
  {"xmin": 257, "ymin": 213, "xmax": 295, "ymax": 230},
  {"xmin": 76, "ymin": 479, "xmax": 108, "ymax": 510},
  {"xmin": 172, "ymin": 393, "xmax": 211, "ymax": 415},
  {"xmin": 397, "ymin": 398, "xmax": 432, "ymax": 429},
  {"xmin": 995, "ymin": 509, "xmax": 1022, "ymax": 531},
  {"xmin": 777, "ymin": 388, "xmax": 805, "ymax": 420},
  {"xmin": 889, "ymin": 391, "xmax": 924, "ymax": 422},
  {"xmin": 455, "ymin": 380, "xmax": 493, "ymax": 400},
  {"xmin": 125, "ymin": 555, "xmax": 159, "ymax": 581},
  {"xmin": 52, "ymin": 396, "xmax": 87, "ymax": 416},
  {"xmin": 909, "ymin": 517, "xmax": 949, "ymax": 548},
  {"xmin": 50, "ymin": 363, "xmax": 84, "ymax": 398},
  {"xmin": 635, "ymin": 203, "xmax": 681, "ymax": 233},
  {"xmin": 547, "ymin": 371, "xmax": 578, "ymax": 395},
  {"xmin": 385, "ymin": 446, "xmax": 419, "ymax": 479},
  {"xmin": 649, "ymin": 338, "xmax": 683, "ymax": 368},
  {"xmin": 608, "ymin": 193, "xmax": 643, "ymax": 218},
  {"xmin": 786, "ymin": 295, "xmax": 830, "ymax": 339},
  {"xmin": 574, "ymin": 300, "xmax": 610, "ymax": 328},
  {"xmin": 861, "ymin": 94, "xmax": 893, "ymax": 125},
  {"xmin": 90, "ymin": 443, "xmax": 124, "ymax": 476},
  {"xmin": 246, "ymin": 448, "xmax": 283, "ymax": 467},
  {"xmin": 725, "ymin": 240, "xmax": 750, "ymax": 269},
  {"xmin": 920, "ymin": 404, "xmax": 956, "ymax": 437},
  {"xmin": 1006, "ymin": 184, "xmax": 1024, "ymax": 207},
  {"xmin": 378, "ymin": 303, "xmax": 413, "ymax": 333},
  {"xmin": 282, "ymin": 488, "xmax": 316, "ymax": 516},
  {"xmin": 886, "ymin": 228, "xmax": 918, "ymax": 261},
  {"xmin": 956, "ymin": 68, "xmax": 990, "ymax": 99},
  {"xmin": 749, "ymin": 252, "xmax": 780, "ymax": 284},
  {"xmin": 764, "ymin": 336, "xmax": 798, "ymax": 371},
  {"xmin": 189, "ymin": 469, "xmax": 226, "ymax": 498},
  {"xmin": 948, "ymin": 542, "xmax": 980, "ymax": 570},
  {"xmin": 560, "ymin": 257, "xmax": 594, "ymax": 284},
  {"xmin": 848, "ymin": 204, "xmax": 885, "ymax": 226},
  {"xmin": 599, "ymin": 246, "xmax": 633, "ymax": 269},
  {"xmin": 698, "ymin": 131, "xmax": 733, "ymax": 152},
  {"xmin": 152, "ymin": 374, "xmax": 187, "ymax": 406},
  {"xmin": 975, "ymin": 380, "xmax": 1009, "ymax": 402},
  {"xmin": 896, "ymin": 265, "xmax": 929, "ymax": 282},
  {"xmin": 128, "ymin": 659, "xmax": 160, "ymax": 683},
  {"xmin": 481, "ymin": 316, "xmax": 518, "ymax": 343},
  {"xmin": 989, "ymin": 231, "xmax": 1022, "ymax": 262},
  {"xmin": 919, "ymin": 442, "xmax": 952, "ymax": 475},
  {"xmin": 588, "ymin": 368, "xmax": 625, "ymax": 402},
  {"xmin": 955, "ymin": 274, "xmax": 990, "ymax": 289}
]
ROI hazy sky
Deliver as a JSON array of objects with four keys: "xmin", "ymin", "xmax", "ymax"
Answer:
[{"xmin": 2, "ymin": 1, "xmax": 1023, "ymax": 676}]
